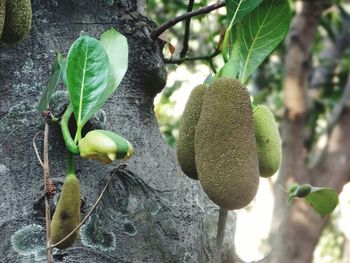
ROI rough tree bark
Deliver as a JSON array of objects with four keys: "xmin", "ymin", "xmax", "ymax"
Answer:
[
  {"xmin": 0, "ymin": 1, "xmax": 219, "ymax": 262},
  {"xmin": 269, "ymin": 1, "xmax": 350, "ymax": 263}
]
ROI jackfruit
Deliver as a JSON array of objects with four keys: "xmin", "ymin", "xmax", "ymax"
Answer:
[
  {"xmin": 253, "ymin": 105, "xmax": 282, "ymax": 177},
  {"xmin": 195, "ymin": 78, "xmax": 259, "ymax": 210},
  {"xmin": 51, "ymin": 174, "xmax": 80, "ymax": 249},
  {"xmin": 177, "ymin": 84, "xmax": 207, "ymax": 180},
  {"xmin": 1, "ymin": 0, "xmax": 32, "ymax": 45},
  {"xmin": 0, "ymin": 0, "xmax": 4, "ymax": 38}
]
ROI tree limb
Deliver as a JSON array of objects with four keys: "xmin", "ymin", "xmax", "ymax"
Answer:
[
  {"xmin": 151, "ymin": 1, "xmax": 225, "ymax": 39},
  {"xmin": 164, "ymin": 49, "xmax": 220, "ymax": 65}
]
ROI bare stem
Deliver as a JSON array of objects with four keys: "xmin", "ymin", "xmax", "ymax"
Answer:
[
  {"xmin": 49, "ymin": 165, "xmax": 123, "ymax": 249},
  {"xmin": 151, "ymin": 1, "xmax": 225, "ymax": 39},
  {"xmin": 216, "ymin": 207, "xmax": 228, "ymax": 263},
  {"xmin": 43, "ymin": 123, "xmax": 54, "ymax": 263}
]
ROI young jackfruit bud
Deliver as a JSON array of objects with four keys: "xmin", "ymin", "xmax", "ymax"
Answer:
[
  {"xmin": 79, "ymin": 130, "xmax": 133, "ymax": 164},
  {"xmin": 51, "ymin": 174, "xmax": 80, "ymax": 249},
  {"xmin": 295, "ymin": 184, "xmax": 312, "ymax": 198},
  {"xmin": 177, "ymin": 84, "xmax": 208, "ymax": 180},
  {"xmin": 195, "ymin": 78, "xmax": 259, "ymax": 210},
  {"xmin": 1, "ymin": 0, "xmax": 32, "ymax": 45},
  {"xmin": 253, "ymin": 105, "xmax": 282, "ymax": 177}
]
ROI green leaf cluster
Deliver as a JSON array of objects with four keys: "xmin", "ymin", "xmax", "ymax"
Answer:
[{"xmin": 38, "ymin": 28, "xmax": 129, "ymax": 154}]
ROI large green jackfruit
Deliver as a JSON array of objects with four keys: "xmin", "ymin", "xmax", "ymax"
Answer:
[
  {"xmin": 195, "ymin": 78, "xmax": 259, "ymax": 210},
  {"xmin": 51, "ymin": 174, "xmax": 81, "ymax": 249},
  {"xmin": 253, "ymin": 105, "xmax": 281, "ymax": 177},
  {"xmin": 1, "ymin": 0, "xmax": 32, "ymax": 45},
  {"xmin": 177, "ymin": 84, "xmax": 207, "ymax": 180},
  {"xmin": 0, "ymin": 0, "xmax": 4, "ymax": 38}
]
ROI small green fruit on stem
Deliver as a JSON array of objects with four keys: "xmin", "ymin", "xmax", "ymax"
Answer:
[
  {"xmin": 51, "ymin": 173, "xmax": 80, "ymax": 249},
  {"xmin": 79, "ymin": 130, "xmax": 133, "ymax": 164},
  {"xmin": 253, "ymin": 105, "xmax": 282, "ymax": 178}
]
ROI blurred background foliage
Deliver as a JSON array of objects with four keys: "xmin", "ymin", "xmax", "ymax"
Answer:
[{"xmin": 148, "ymin": 1, "xmax": 350, "ymax": 262}]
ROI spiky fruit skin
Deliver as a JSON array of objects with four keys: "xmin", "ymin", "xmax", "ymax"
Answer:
[
  {"xmin": 253, "ymin": 105, "xmax": 282, "ymax": 177},
  {"xmin": 177, "ymin": 84, "xmax": 208, "ymax": 180},
  {"xmin": 0, "ymin": 0, "xmax": 4, "ymax": 38},
  {"xmin": 1, "ymin": 0, "xmax": 32, "ymax": 45},
  {"xmin": 195, "ymin": 78, "xmax": 259, "ymax": 210},
  {"xmin": 51, "ymin": 174, "xmax": 81, "ymax": 249}
]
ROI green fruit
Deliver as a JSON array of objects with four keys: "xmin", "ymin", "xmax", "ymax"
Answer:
[
  {"xmin": 51, "ymin": 174, "xmax": 81, "ymax": 249},
  {"xmin": 195, "ymin": 78, "xmax": 259, "ymax": 210},
  {"xmin": 79, "ymin": 129, "xmax": 134, "ymax": 164},
  {"xmin": 177, "ymin": 84, "xmax": 207, "ymax": 180},
  {"xmin": 253, "ymin": 105, "xmax": 282, "ymax": 177},
  {"xmin": 0, "ymin": 0, "xmax": 4, "ymax": 38},
  {"xmin": 1, "ymin": 0, "xmax": 32, "ymax": 45},
  {"xmin": 295, "ymin": 184, "xmax": 312, "ymax": 198}
]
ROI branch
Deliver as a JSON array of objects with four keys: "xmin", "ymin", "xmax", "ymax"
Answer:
[
  {"xmin": 164, "ymin": 49, "xmax": 220, "ymax": 65},
  {"xmin": 151, "ymin": 1, "xmax": 225, "ymax": 39},
  {"xmin": 180, "ymin": 0, "xmax": 195, "ymax": 58}
]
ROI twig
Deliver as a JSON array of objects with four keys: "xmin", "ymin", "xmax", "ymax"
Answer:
[
  {"xmin": 164, "ymin": 49, "xmax": 220, "ymax": 65},
  {"xmin": 215, "ymin": 207, "xmax": 228, "ymax": 263},
  {"xmin": 49, "ymin": 165, "xmax": 124, "ymax": 249},
  {"xmin": 151, "ymin": 1, "xmax": 225, "ymax": 39},
  {"xmin": 33, "ymin": 131, "xmax": 44, "ymax": 168},
  {"xmin": 180, "ymin": 0, "xmax": 195, "ymax": 58},
  {"xmin": 43, "ymin": 123, "xmax": 54, "ymax": 263}
]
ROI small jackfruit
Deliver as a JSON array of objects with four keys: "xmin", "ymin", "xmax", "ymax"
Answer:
[
  {"xmin": 195, "ymin": 78, "xmax": 259, "ymax": 210},
  {"xmin": 1, "ymin": 0, "xmax": 32, "ymax": 45},
  {"xmin": 176, "ymin": 84, "xmax": 207, "ymax": 180},
  {"xmin": 51, "ymin": 174, "xmax": 81, "ymax": 249},
  {"xmin": 0, "ymin": 0, "xmax": 4, "ymax": 38},
  {"xmin": 253, "ymin": 105, "xmax": 282, "ymax": 177},
  {"xmin": 79, "ymin": 129, "xmax": 133, "ymax": 164}
]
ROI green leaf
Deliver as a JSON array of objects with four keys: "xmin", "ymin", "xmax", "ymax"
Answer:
[
  {"xmin": 98, "ymin": 28, "xmax": 128, "ymax": 109},
  {"xmin": 66, "ymin": 35, "xmax": 110, "ymax": 136},
  {"xmin": 226, "ymin": 0, "xmax": 263, "ymax": 25},
  {"xmin": 305, "ymin": 187, "xmax": 339, "ymax": 217},
  {"xmin": 223, "ymin": 0, "xmax": 263, "ymax": 60},
  {"xmin": 37, "ymin": 53, "xmax": 63, "ymax": 111},
  {"xmin": 232, "ymin": 0, "xmax": 292, "ymax": 83}
]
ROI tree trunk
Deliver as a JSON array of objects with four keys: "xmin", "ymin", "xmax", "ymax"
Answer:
[
  {"xmin": 269, "ymin": 1, "xmax": 350, "ymax": 263},
  {"xmin": 0, "ymin": 1, "xmax": 217, "ymax": 262}
]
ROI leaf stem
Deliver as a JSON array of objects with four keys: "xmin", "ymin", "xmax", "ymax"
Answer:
[
  {"xmin": 67, "ymin": 152, "xmax": 75, "ymax": 176},
  {"xmin": 60, "ymin": 104, "xmax": 79, "ymax": 154}
]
